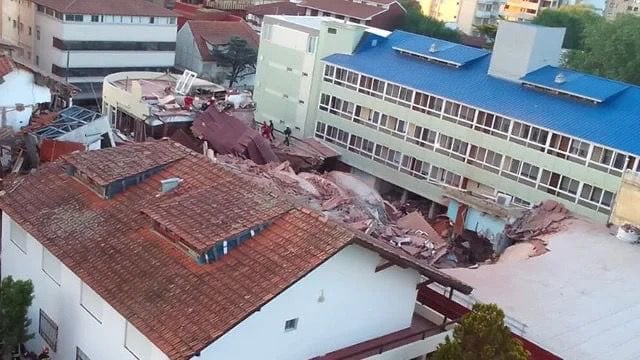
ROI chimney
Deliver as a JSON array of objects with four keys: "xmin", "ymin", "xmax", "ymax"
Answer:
[
  {"xmin": 161, "ymin": 177, "xmax": 183, "ymax": 193},
  {"xmin": 488, "ymin": 22, "xmax": 566, "ymax": 82}
]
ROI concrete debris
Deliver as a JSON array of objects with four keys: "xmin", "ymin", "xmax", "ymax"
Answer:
[
  {"xmin": 505, "ymin": 200, "xmax": 571, "ymax": 242},
  {"xmin": 213, "ymin": 154, "xmax": 451, "ymax": 263}
]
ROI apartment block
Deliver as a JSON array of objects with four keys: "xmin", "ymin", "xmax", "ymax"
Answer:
[
  {"xmin": 501, "ymin": 0, "xmax": 560, "ymax": 20},
  {"xmin": 604, "ymin": 0, "xmax": 640, "ymax": 17},
  {"xmin": 256, "ymin": 19, "xmax": 640, "ymax": 223},
  {"xmin": 5, "ymin": 0, "xmax": 178, "ymax": 103},
  {"xmin": 456, "ymin": 0, "xmax": 502, "ymax": 35}
]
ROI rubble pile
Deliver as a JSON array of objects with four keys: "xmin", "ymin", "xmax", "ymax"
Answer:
[
  {"xmin": 214, "ymin": 154, "xmax": 449, "ymax": 263},
  {"xmin": 505, "ymin": 199, "xmax": 571, "ymax": 241}
]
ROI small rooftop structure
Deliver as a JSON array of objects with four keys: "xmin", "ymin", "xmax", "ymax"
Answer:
[{"xmin": 392, "ymin": 37, "xmax": 489, "ymax": 67}]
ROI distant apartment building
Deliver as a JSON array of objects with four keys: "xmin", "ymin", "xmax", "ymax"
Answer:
[
  {"xmin": 456, "ymin": 0, "xmax": 502, "ymax": 35},
  {"xmin": 255, "ymin": 19, "xmax": 640, "ymax": 223},
  {"xmin": 604, "ymin": 0, "xmax": 640, "ymax": 17},
  {"xmin": 246, "ymin": 1, "xmax": 306, "ymax": 32},
  {"xmin": 501, "ymin": 0, "xmax": 561, "ymax": 20},
  {"xmin": 3, "ymin": 0, "xmax": 178, "ymax": 103},
  {"xmin": 420, "ymin": 0, "xmax": 460, "ymax": 23},
  {"xmin": 1, "ymin": 0, "xmax": 36, "ymax": 61}
]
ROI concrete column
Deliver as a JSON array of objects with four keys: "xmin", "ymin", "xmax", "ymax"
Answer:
[
  {"xmin": 400, "ymin": 189, "xmax": 409, "ymax": 203},
  {"xmin": 427, "ymin": 201, "xmax": 437, "ymax": 220}
]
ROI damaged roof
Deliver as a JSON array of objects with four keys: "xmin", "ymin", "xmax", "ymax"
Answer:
[{"xmin": 0, "ymin": 140, "xmax": 471, "ymax": 359}]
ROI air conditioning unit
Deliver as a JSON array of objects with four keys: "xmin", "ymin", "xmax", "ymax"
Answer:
[{"xmin": 496, "ymin": 194, "xmax": 512, "ymax": 207}]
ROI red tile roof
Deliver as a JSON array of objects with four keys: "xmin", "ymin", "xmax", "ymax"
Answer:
[
  {"xmin": 0, "ymin": 55, "xmax": 15, "ymax": 78},
  {"xmin": 0, "ymin": 140, "xmax": 470, "ymax": 359},
  {"xmin": 247, "ymin": 1, "xmax": 306, "ymax": 16},
  {"xmin": 298, "ymin": 0, "xmax": 387, "ymax": 19},
  {"xmin": 33, "ymin": 0, "xmax": 176, "ymax": 16},
  {"xmin": 186, "ymin": 20, "xmax": 259, "ymax": 61},
  {"xmin": 142, "ymin": 185, "xmax": 294, "ymax": 253},
  {"xmin": 64, "ymin": 140, "xmax": 186, "ymax": 186}
]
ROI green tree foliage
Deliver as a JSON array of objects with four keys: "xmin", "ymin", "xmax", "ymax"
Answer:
[
  {"xmin": 473, "ymin": 24, "xmax": 498, "ymax": 46},
  {"xmin": 0, "ymin": 276, "xmax": 34, "ymax": 357},
  {"xmin": 212, "ymin": 36, "xmax": 258, "ymax": 88},
  {"xmin": 564, "ymin": 15, "xmax": 640, "ymax": 85},
  {"xmin": 400, "ymin": 2, "xmax": 461, "ymax": 43},
  {"xmin": 532, "ymin": 5, "xmax": 602, "ymax": 50},
  {"xmin": 432, "ymin": 303, "xmax": 530, "ymax": 360}
]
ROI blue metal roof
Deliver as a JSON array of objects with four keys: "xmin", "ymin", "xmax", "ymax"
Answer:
[
  {"xmin": 520, "ymin": 66, "xmax": 629, "ymax": 103},
  {"xmin": 322, "ymin": 30, "xmax": 640, "ymax": 155},
  {"xmin": 391, "ymin": 35, "xmax": 489, "ymax": 66}
]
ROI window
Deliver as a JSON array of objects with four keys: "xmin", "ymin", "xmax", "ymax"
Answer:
[
  {"xmin": 328, "ymin": 27, "xmax": 337, "ymax": 34},
  {"xmin": 400, "ymin": 155, "xmax": 430, "ymax": 179},
  {"xmin": 36, "ymin": 28, "xmax": 40, "ymax": 40},
  {"xmin": 319, "ymin": 93, "xmax": 330, "ymax": 111},
  {"xmin": 169, "ymin": 17, "xmax": 176, "ymax": 24},
  {"xmin": 358, "ymin": 75, "xmax": 385, "ymax": 98},
  {"xmin": 284, "ymin": 318, "xmax": 298, "ymax": 332},
  {"xmin": 307, "ymin": 36, "xmax": 317, "ymax": 53},
  {"xmin": 65, "ymin": 14, "xmax": 83, "ymax": 22},
  {"xmin": 10, "ymin": 220, "xmax": 27, "ymax": 253},
  {"xmin": 28, "ymin": 26, "xmax": 32, "ymax": 35},
  {"xmin": 42, "ymin": 248, "xmax": 61, "ymax": 285},
  {"xmin": 467, "ymin": 146, "xmax": 502, "ymax": 173},
  {"xmin": 384, "ymin": 84, "xmax": 412, "ymax": 107},
  {"xmin": 323, "ymin": 64, "xmax": 335, "ymax": 80},
  {"xmin": 125, "ymin": 322, "xmax": 151, "ymax": 360},
  {"xmin": 348, "ymin": 135, "xmax": 375, "ymax": 157},
  {"xmin": 407, "ymin": 124, "xmax": 437, "ymax": 149},
  {"xmin": 76, "ymin": 347, "xmax": 91, "ymax": 360},
  {"xmin": 539, "ymin": 170, "xmax": 579, "ymax": 201},
  {"xmin": 374, "ymin": 144, "xmax": 401, "ymax": 168},
  {"xmin": 35, "ymin": 55, "xmax": 39, "ymax": 65},
  {"xmin": 149, "ymin": 16, "xmax": 155, "ymax": 24},
  {"xmin": 81, "ymin": 282, "xmax": 103, "ymax": 323},
  {"xmin": 39, "ymin": 310, "xmax": 58, "ymax": 351},
  {"xmin": 91, "ymin": 15, "xmax": 100, "ymax": 22}
]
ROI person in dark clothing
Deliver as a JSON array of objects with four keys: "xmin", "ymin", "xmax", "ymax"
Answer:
[
  {"xmin": 268, "ymin": 120, "xmax": 275, "ymax": 141},
  {"xmin": 283, "ymin": 126, "xmax": 292, "ymax": 146}
]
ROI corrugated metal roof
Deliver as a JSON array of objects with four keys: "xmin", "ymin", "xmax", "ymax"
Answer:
[
  {"xmin": 520, "ymin": 66, "xmax": 629, "ymax": 103},
  {"xmin": 392, "ymin": 36, "xmax": 489, "ymax": 66},
  {"xmin": 323, "ymin": 30, "xmax": 640, "ymax": 156}
]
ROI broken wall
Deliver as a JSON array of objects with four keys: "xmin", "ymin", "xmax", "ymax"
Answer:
[
  {"xmin": 447, "ymin": 199, "xmax": 510, "ymax": 253},
  {"xmin": 611, "ymin": 170, "xmax": 640, "ymax": 226}
]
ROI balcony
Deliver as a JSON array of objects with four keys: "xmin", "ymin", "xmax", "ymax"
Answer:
[
  {"xmin": 311, "ymin": 311, "xmax": 450, "ymax": 360},
  {"xmin": 475, "ymin": 10, "xmax": 494, "ymax": 17}
]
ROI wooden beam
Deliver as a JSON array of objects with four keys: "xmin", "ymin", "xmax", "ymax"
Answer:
[
  {"xmin": 416, "ymin": 279, "xmax": 434, "ymax": 289},
  {"xmin": 375, "ymin": 261, "xmax": 395, "ymax": 273}
]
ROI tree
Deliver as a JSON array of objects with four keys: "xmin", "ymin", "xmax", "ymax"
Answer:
[
  {"xmin": 0, "ymin": 276, "xmax": 34, "ymax": 357},
  {"xmin": 432, "ymin": 303, "xmax": 530, "ymax": 360},
  {"xmin": 532, "ymin": 5, "xmax": 602, "ymax": 50},
  {"xmin": 212, "ymin": 36, "xmax": 258, "ymax": 88},
  {"xmin": 564, "ymin": 15, "xmax": 640, "ymax": 85},
  {"xmin": 473, "ymin": 24, "xmax": 498, "ymax": 46},
  {"xmin": 401, "ymin": 9, "xmax": 461, "ymax": 43}
]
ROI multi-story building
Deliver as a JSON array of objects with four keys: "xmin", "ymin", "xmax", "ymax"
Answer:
[
  {"xmin": 0, "ymin": 139, "xmax": 473, "ymax": 360},
  {"xmin": 7, "ymin": 0, "xmax": 178, "ymax": 104},
  {"xmin": 604, "ymin": 0, "xmax": 640, "ymax": 17},
  {"xmin": 420, "ymin": 0, "xmax": 461, "ymax": 24},
  {"xmin": 1, "ymin": 0, "xmax": 36, "ymax": 62},
  {"xmin": 297, "ymin": 0, "xmax": 406, "ymax": 30},
  {"xmin": 501, "ymin": 0, "xmax": 561, "ymax": 20},
  {"xmin": 255, "ymin": 19, "xmax": 640, "ymax": 223},
  {"xmin": 456, "ymin": 0, "xmax": 502, "ymax": 35}
]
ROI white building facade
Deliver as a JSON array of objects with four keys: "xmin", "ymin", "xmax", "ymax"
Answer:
[
  {"xmin": 30, "ymin": 0, "xmax": 177, "ymax": 102},
  {"xmin": 0, "ymin": 58, "xmax": 50, "ymax": 130},
  {"xmin": 2, "ymin": 212, "xmax": 457, "ymax": 360}
]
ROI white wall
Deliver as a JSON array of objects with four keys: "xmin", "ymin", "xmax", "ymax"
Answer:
[
  {"xmin": 0, "ymin": 213, "xmax": 168, "ymax": 360},
  {"xmin": 34, "ymin": 12, "xmax": 176, "ymax": 90},
  {"xmin": 0, "ymin": 68, "xmax": 51, "ymax": 130},
  {"xmin": 198, "ymin": 244, "xmax": 421, "ymax": 360},
  {"xmin": 175, "ymin": 24, "xmax": 205, "ymax": 74}
]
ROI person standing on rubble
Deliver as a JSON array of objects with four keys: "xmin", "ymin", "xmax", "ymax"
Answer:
[
  {"xmin": 284, "ymin": 126, "xmax": 292, "ymax": 146},
  {"xmin": 268, "ymin": 120, "xmax": 275, "ymax": 141},
  {"xmin": 260, "ymin": 122, "xmax": 271, "ymax": 140}
]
